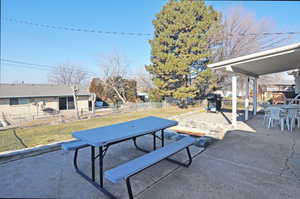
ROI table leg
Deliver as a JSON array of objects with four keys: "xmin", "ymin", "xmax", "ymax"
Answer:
[
  {"xmin": 74, "ymin": 146, "xmax": 116, "ymax": 198},
  {"xmin": 161, "ymin": 129, "xmax": 164, "ymax": 147},
  {"xmin": 153, "ymin": 132, "xmax": 156, "ymax": 150},
  {"xmin": 73, "ymin": 148, "xmax": 79, "ymax": 170},
  {"xmin": 91, "ymin": 146, "xmax": 95, "ymax": 181},
  {"xmin": 99, "ymin": 146, "xmax": 104, "ymax": 187}
]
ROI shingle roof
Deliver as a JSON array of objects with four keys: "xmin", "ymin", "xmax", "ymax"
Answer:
[{"xmin": 0, "ymin": 84, "xmax": 90, "ymax": 98}]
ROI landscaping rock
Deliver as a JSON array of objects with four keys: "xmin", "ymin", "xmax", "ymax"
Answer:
[
  {"xmin": 193, "ymin": 136, "xmax": 213, "ymax": 148},
  {"xmin": 163, "ymin": 130, "xmax": 178, "ymax": 140},
  {"xmin": 168, "ymin": 112, "xmax": 231, "ymax": 140}
]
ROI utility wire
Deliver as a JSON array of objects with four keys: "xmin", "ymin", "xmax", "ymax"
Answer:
[
  {"xmin": 2, "ymin": 17, "xmax": 300, "ymax": 37},
  {"xmin": 1, "ymin": 17, "xmax": 152, "ymax": 36},
  {"xmin": 0, "ymin": 59, "xmax": 97, "ymax": 75},
  {"xmin": 1, "ymin": 62, "xmax": 53, "ymax": 71},
  {"xmin": 2, "ymin": 62, "xmax": 96, "ymax": 77},
  {"xmin": 2, "ymin": 58, "xmax": 59, "ymax": 69}
]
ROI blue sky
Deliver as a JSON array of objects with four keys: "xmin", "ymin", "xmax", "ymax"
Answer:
[{"xmin": 1, "ymin": 0, "xmax": 300, "ymax": 83}]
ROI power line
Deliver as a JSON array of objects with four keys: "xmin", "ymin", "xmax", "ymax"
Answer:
[
  {"xmin": 2, "ymin": 17, "xmax": 300, "ymax": 37},
  {"xmin": 2, "ymin": 62, "xmax": 96, "ymax": 77},
  {"xmin": 0, "ymin": 59, "xmax": 97, "ymax": 76},
  {"xmin": 2, "ymin": 62, "xmax": 53, "ymax": 71},
  {"xmin": 2, "ymin": 58, "xmax": 58, "ymax": 69},
  {"xmin": 1, "ymin": 17, "xmax": 152, "ymax": 37}
]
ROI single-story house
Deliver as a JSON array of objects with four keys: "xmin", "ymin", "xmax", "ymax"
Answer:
[
  {"xmin": 0, "ymin": 83, "xmax": 90, "ymax": 117},
  {"xmin": 260, "ymin": 83, "xmax": 295, "ymax": 101}
]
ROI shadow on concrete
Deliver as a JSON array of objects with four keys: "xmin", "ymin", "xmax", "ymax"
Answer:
[
  {"xmin": 220, "ymin": 111, "xmax": 232, "ymax": 125},
  {"xmin": 0, "ymin": 114, "xmax": 299, "ymax": 199},
  {"xmin": 220, "ymin": 108, "xmax": 257, "ymax": 122},
  {"xmin": 141, "ymin": 115, "xmax": 300, "ymax": 198}
]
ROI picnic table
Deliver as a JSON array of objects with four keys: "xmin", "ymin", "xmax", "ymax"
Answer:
[{"xmin": 62, "ymin": 116, "xmax": 194, "ymax": 199}]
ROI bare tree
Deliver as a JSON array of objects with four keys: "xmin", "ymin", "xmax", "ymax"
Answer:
[
  {"xmin": 212, "ymin": 6, "xmax": 290, "ymax": 62},
  {"xmin": 48, "ymin": 64, "xmax": 89, "ymax": 86},
  {"xmin": 89, "ymin": 78, "xmax": 103, "ymax": 117},
  {"xmin": 99, "ymin": 52, "xmax": 130, "ymax": 104},
  {"xmin": 134, "ymin": 68, "xmax": 154, "ymax": 93},
  {"xmin": 210, "ymin": 6, "xmax": 291, "ymax": 88},
  {"xmin": 48, "ymin": 64, "xmax": 89, "ymax": 119},
  {"xmin": 72, "ymin": 86, "xmax": 80, "ymax": 119}
]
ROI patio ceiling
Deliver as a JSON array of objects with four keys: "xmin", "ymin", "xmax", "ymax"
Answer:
[{"xmin": 208, "ymin": 43, "xmax": 300, "ymax": 78}]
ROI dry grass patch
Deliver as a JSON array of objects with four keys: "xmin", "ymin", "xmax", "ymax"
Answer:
[{"xmin": 0, "ymin": 106, "xmax": 199, "ymax": 153}]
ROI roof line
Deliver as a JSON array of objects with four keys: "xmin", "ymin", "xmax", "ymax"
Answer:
[
  {"xmin": 0, "ymin": 94, "xmax": 90, "ymax": 99},
  {"xmin": 208, "ymin": 42, "xmax": 300, "ymax": 69}
]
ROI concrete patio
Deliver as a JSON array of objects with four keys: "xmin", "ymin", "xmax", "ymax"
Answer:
[{"xmin": 0, "ymin": 113, "xmax": 299, "ymax": 199}]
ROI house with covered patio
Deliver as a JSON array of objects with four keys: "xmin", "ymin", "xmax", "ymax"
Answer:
[
  {"xmin": 0, "ymin": 44, "xmax": 299, "ymax": 199},
  {"xmin": 208, "ymin": 43, "xmax": 300, "ymax": 127}
]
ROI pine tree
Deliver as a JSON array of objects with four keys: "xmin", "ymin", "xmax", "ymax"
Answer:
[{"xmin": 146, "ymin": 0, "xmax": 221, "ymax": 104}]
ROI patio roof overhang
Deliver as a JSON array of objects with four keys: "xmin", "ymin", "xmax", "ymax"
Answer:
[
  {"xmin": 208, "ymin": 43, "xmax": 300, "ymax": 128},
  {"xmin": 208, "ymin": 43, "xmax": 300, "ymax": 77}
]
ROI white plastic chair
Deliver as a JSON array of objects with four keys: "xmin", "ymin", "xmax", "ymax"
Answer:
[
  {"xmin": 267, "ymin": 107, "xmax": 288, "ymax": 131},
  {"xmin": 297, "ymin": 111, "xmax": 300, "ymax": 129},
  {"xmin": 262, "ymin": 104, "xmax": 272, "ymax": 126},
  {"xmin": 263, "ymin": 104, "xmax": 280, "ymax": 126},
  {"xmin": 263, "ymin": 108, "xmax": 271, "ymax": 126},
  {"xmin": 286, "ymin": 108, "xmax": 300, "ymax": 132}
]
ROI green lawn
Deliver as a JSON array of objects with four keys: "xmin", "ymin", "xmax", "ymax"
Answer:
[{"xmin": 0, "ymin": 107, "xmax": 198, "ymax": 153}]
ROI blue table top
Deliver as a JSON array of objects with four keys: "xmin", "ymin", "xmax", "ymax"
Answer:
[{"xmin": 73, "ymin": 116, "xmax": 178, "ymax": 147}]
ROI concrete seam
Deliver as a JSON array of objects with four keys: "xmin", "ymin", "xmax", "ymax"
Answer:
[
  {"xmin": 201, "ymin": 153, "xmax": 296, "ymax": 181},
  {"xmin": 279, "ymin": 133, "xmax": 298, "ymax": 181}
]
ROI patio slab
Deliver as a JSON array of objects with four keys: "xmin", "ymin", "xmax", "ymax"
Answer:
[{"xmin": 0, "ymin": 113, "xmax": 299, "ymax": 199}]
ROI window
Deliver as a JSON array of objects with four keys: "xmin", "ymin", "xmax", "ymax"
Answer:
[
  {"xmin": 59, "ymin": 97, "xmax": 67, "ymax": 110},
  {"xmin": 19, "ymin": 98, "xmax": 30, "ymax": 104},
  {"xmin": 9, "ymin": 98, "xmax": 30, "ymax": 105},
  {"xmin": 9, "ymin": 98, "xmax": 18, "ymax": 105},
  {"xmin": 67, "ymin": 96, "xmax": 75, "ymax": 109},
  {"xmin": 59, "ymin": 96, "xmax": 75, "ymax": 110}
]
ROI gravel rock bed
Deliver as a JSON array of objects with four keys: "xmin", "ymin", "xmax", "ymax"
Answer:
[{"xmin": 168, "ymin": 112, "xmax": 231, "ymax": 139}]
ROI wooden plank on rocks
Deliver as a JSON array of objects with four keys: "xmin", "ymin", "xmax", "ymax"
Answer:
[{"xmin": 169, "ymin": 126, "xmax": 207, "ymax": 137}]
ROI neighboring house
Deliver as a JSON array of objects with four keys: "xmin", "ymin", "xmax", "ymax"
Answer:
[
  {"xmin": 217, "ymin": 79, "xmax": 295, "ymax": 100},
  {"xmin": 259, "ymin": 80, "xmax": 295, "ymax": 101},
  {"xmin": 0, "ymin": 83, "xmax": 90, "ymax": 117}
]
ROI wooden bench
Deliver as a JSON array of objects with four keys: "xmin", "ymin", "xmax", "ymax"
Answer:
[{"xmin": 104, "ymin": 136, "xmax": 195, "ymax": 199}]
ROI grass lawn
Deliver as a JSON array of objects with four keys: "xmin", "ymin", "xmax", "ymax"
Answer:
[{"xmin": 0, "ymin": 106, "xmax": 198, "ymax": 153}]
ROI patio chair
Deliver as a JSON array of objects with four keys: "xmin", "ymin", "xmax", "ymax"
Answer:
[
  {"xmin": 263, "ymin": 106, "xmax": 281, "ymax": 127},
  {"xmin": 286, "ymin": 108, "xmax": 300, "ymax": 132},
  {"xmin": 267, "ymin": 107, "xmax": 288, "ymax": 131},
  {"xmin": 297, "ymin": 112, "xmax": 300, "ymax": 129},
  {"xmin": 263, "ymin": 107, "xmax": 271, "ymax": 126}
]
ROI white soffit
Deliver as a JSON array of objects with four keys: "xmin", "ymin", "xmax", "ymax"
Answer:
[{"xmin": 208, "ymin": 43, "xmax": 300, "ymax": 77}]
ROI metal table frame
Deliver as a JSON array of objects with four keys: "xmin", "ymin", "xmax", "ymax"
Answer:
[{"xmin": 71, "ymin": 117, "xmax": 186, "ymax": 199}]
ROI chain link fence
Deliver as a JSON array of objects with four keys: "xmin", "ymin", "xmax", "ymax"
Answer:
[{"xmin": 0, "ymin": 102, "xmax": 166, "ymax": 129}]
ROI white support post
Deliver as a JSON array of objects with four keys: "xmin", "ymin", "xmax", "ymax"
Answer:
[
  {"xmin": 253, "ymin": 78, "xmax": 257, "ymax": 115},
  {"xmin": 232, "ymin": 75, "xmax": 237, "ymax": 128},
  {"xmin": 245, "ymin": 77, "xmax": 249, "ymax": 120}
]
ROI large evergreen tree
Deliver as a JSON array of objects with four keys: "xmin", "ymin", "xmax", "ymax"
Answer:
[{"xmin": 146, "ymin": 0, "xmax": 220, "ymax": 104}]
